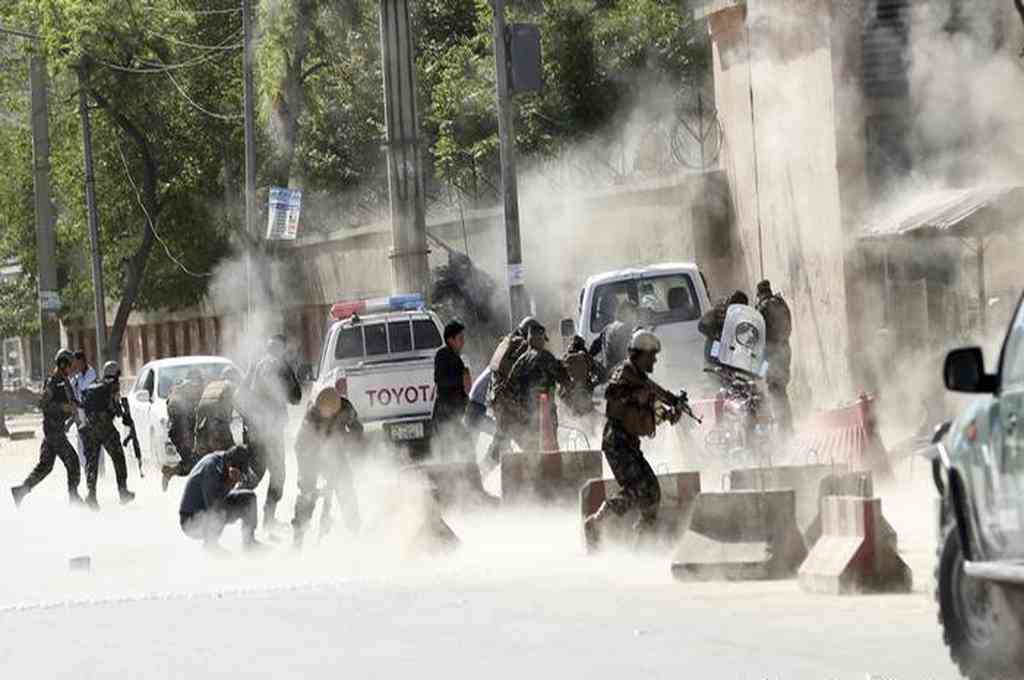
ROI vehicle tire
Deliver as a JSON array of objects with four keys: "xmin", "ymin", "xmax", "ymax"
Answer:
[{"xmin": 935, "ymin": 526, "xmax": 1014, "ymax": 680}]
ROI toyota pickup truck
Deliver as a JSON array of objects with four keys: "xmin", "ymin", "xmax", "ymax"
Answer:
[{"xmin": 311, "ymin": 294, "xmax": 443, "ymax": 449}]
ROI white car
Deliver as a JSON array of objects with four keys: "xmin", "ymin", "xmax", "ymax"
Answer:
[{"xmin": 123, "ymin": 356, "xmax": 240, "ymax": 465}]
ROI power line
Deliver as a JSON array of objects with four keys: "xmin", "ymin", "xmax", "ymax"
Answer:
[
  {"xmin": 141, "ymin": 4, "xmax": 242, "ymax": 17},
  {"xmin": 90, "ymin": 29, "xmax": 242, "ymax": 74},
  {"xmin": 144, "ymin": 27, "xmax": 243, "ymax": 51},
  {"xmin": 116, "ymin": 143, "xmax": 213, "ymax": 279},
  {"xmin": 165, "ymin": 70, "xmax": 243, "ymax": 120}
]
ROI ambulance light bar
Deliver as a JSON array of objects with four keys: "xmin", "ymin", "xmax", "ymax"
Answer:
[{"xmin": 330, "ymin": 294, "xmax": 425, "ymax": 320}]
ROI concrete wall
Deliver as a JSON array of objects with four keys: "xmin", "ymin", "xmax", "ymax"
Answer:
[{"xmin": 706, "ymin": 0, "xmax": 855, "ymax": 406}]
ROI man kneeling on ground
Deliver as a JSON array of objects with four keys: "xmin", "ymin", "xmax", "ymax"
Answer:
[{"xmin": 179, "ymin": 445, "xmax": 264, "ymax": 552}]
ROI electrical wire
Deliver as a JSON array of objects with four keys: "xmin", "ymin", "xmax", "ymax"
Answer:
[
  {"xmin": 165, "ymin": 70, "xmax": 243, "ymax": 120},
  {"xmin": 90, "ymin": 29, "xmax": 242, "ymax": 74},
  {"xmin": 141, "ymin": 4, "xmax": 242, "ymax": 17},
  {"xmin": 116, "ymin": 143, "xmax": 214, "ymax": 279},
  {"xmin": 143, "ymin": 28, "xmax": 243, "ymax": 51}
]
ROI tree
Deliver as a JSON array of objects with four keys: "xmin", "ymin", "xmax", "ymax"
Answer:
[{"xmin": 0, "ymin": 273, "xmax": 38, "ymax": 436}]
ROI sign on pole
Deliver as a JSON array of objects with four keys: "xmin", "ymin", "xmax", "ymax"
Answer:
[{"xmin": 266, "ymin": 187, "xmax": 302, "ymax": 240}]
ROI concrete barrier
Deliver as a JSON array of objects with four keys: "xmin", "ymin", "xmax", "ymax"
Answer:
[
  {"xmin": 501, "ymin": 449, "xmax": 604, "ymax": 506},
  {"xmin": 580, "ymin": 472, "xmax": 701, "ymax": 551},
  {"xmin": 803, "ymin": 471, "xmax": 896, "ymax": 549},
  {"xmin": 727, "ymin": 464, "xmax": 836, "ymax": 535},
  {"xmin": 671, "ymin": 490, "xmax": 808, "ymax": 581},
  {"xmin": 798, "ymin": 496, "xmax": 912, "ymax": 594}
]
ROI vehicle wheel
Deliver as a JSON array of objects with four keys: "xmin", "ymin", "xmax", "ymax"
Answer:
[{"xmin": 935, "ymin": 526, "xmax": 1011, "ymax": 680}]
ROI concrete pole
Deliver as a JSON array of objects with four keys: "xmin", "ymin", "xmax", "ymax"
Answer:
[
  {"xmin": 77, "ymin": 70, "xmax": 107, "ymax": 361},
  {"xmin": 27, "ymin": 55, "xmax": 62, "ymax": 367},
  {"xmin": 491, "ymin": 0, "xmax": 528, "ymax": 325},
  {"xmin": 379, "ymin": 0, "xmax": 429, "ymax": 300},
  {"xmin": 977, "ymin": 237, "xmax": 986, "ymax": 336},
  {"xmin": 242, "ymin": 0, "xmax": 258, "ymax": 339}
]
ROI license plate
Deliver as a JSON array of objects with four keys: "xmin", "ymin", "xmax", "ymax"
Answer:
[{"xmin": 389, "ymin": 421, "xmax": 424, "ymax": 441}]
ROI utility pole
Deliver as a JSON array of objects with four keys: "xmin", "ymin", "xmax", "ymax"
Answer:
[
  {"xmin": 491, "ymin": 0, "xmax": 528, "ymax": 325},
  {"xmin": 77, "ymin": 69, "xmax": 107, "ymax": 361},
  {"xmin": 379, "ymin": 0, "xmax": 429, "ymax": 300},
  {"xmin": 242, "ymin": 0, "xmax": 258, "ymax": 340},
  {"xmin": 26, "ymin": 51, "xmax": 62, "ymax": 371}
]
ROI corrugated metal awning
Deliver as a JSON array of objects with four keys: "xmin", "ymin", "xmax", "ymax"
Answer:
[{"xmin": 860, "ymin": 185, "xmax": 1024, "ymax": 240}]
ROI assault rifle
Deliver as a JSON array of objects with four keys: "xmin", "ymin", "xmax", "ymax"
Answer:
[
  {"xmin": 651, "ymin": 383, "xmax": 702, "ymax": 425},
  {"xmin": 120, "ymin": 397, "xmax": 144, "ymax": 477}
]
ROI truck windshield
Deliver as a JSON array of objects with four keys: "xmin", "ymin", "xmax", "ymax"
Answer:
[
  {"xmin": 334, "ymin": 318, "xmax": 443, "ymax": 360},
  {"xmin": 590, "ymin": 273, "xmax": 700, "ymax": 333}
]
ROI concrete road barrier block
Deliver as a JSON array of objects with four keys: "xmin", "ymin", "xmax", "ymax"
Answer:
[
  {"xmin": 501, "ymin": 450, "xmax": 603, "ymax": 506},
  {"xmin": 728, "ymin": 464, "xmax": 836, "ymax": 534},
  {"xmin": 580, "ymin": 472, "xmax": 701, "ymax": 551},
  {"xmin": 671, "ymin": 490, "xmax": 807, "ymax": 581},
  {"xmin": 798, "ymin": 496, "xmax": 911, "ymax": 594},
  {"xmin": 407, "ymin": 462, "xmax": 499, "ymax": 509}
]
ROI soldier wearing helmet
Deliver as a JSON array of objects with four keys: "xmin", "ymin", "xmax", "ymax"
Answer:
[
  {"xmin": 583, "ymin": 329, "xmax": 688, "ymax": 551},
  {"xmin": 161, "ymin": 367, "xmax": 208, "ymax": 491},
  {"xmin": 194, "ymin": 364, "xmax": 244, "ymax": 460},
  {"xmin": 79, "ymin": 361, "xmax": 135, "ymax": 509},
  {"xmin": 505, "ymin": 322, "xmax": 570, "ymax": 451},
  {"xmin": 10, "ymin": 349, "xmax": 83, "ymax": 507},
  {"xmin": 290, "ymin": 385, "xmax": 363, "ymax": 548},
  {"xmin": 480, "ymin": 317, "xmax": 541, "ymax": 475}
]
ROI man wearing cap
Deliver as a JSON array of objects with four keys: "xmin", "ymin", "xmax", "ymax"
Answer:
[
  {"xmin": 433, "ymin": 320, "xmax": 471, "ymax": 459},
  {"xmin": 583, "ymin": 329, "xmax": 686, "ymax": 551},
  {"xmin": 179, "ymin": 445, "xmax": 263, "ymax": 553},
  {"xmin": 755, "ymin": 279, "xmax": 794, "ymax": 435},
  {"xmin": 291, "ymin": 385, "xmax": 363, "ymax": 548},
  {"xmin": 80, "ymin": 361, "xmax": 135, "ymax": 509},
  {"xmin": 10, "ymin": 349, "xmax": 83, "ymax": 507},
  {"xmin": 245, "ymin": 334, "xmax": 302, "ymax": 531},
  {"xmin": 161, "ymin": 367, "xmax": 207, "ymax": 490}
]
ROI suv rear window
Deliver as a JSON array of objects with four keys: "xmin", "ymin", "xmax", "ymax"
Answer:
[
  {"xmin": 333, "ymin": 318, "xmax": 442, "ymax": 359},
  {"xmin": 590, "ymin": 274, "xmax": 700, "ymax": 333}
]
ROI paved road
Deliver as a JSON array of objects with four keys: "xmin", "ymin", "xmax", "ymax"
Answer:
[{"xmin": 0, "ymin": 420, "xmax": 958, "ymax": 680}]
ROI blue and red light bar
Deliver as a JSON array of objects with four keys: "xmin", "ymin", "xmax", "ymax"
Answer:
[{"xmin": 330, "ymin": 293, "xmax": 425, "ymax": 320}]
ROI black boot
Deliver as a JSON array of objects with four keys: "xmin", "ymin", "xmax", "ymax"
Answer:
[
  {"xmin": 119, "ymin": 488, "xmax": 136, "ymax": 505},
  {"xmin": 10, "ymin": 485, "xmax": 28, "ymax": 508},
  {"xmin": 85, "ymin": 493, "xmax": 100, "ymax": 511}
]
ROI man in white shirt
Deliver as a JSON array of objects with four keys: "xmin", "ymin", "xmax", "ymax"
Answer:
[{"xmin": 71, "ymin": 350, "xmax": 102, "ymax": 476}]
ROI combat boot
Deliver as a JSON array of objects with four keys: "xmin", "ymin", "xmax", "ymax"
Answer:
[
  {"xmin": 583, "ymin": 500, "xmax": 611, "ymax": 554},
  {"xmin": 69, "ymin": 491, "xmax": 85, "ymax": 506},
  {"xmin": 119, "ymin": 488, "xmax": 136, "ymax": 505},
  {"xmin": 10, "ymin": 485, "xmax": 28, "ymax": 508},
  {"xmin": 85, "ymin": 493, "xmax": 100, "ymax": 511}
]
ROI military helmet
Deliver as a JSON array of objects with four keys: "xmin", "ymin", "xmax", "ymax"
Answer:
[
  {"xmin": 102, "ymin": 361, "xmax": 120, "ymax": 379},
  {"xmin": 313, "ymin": 386, "xmax": 342, "ymax": 418},
  {"xmin": 54, "ymin": 348, "xmax": 74, "ymax": 366},
  {"xmin": 517, "ymin": 316, "xmax": 544, "ymax": 334},
  {"xmin": 628, "ymin": 329, "xmax": 661, "ymax": 353}
]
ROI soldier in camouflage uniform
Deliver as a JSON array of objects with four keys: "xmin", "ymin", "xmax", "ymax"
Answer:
[
  {"xmin": 481, "ymin": 317, "xmax": 541, "ymax": 474},
  {"xmin": 560, "ymin": 335, "xmax": 605, "ymax": 417},
  {"xmin": 291, "ymin": 385, "xmax": 364, "ymax": 548},
  {"xmin": 161, "ymin": 367, "xmax": 207, "ymax": 491},
  {"xmin": 10, "ymin": 349, "xmax": 83, "ymax": 507},
  {"xmin": 583, "ymin": 330, "xmax": 686, "ymax": 552},
  {"xmin": 507, "ymin": 322, "xmax": 570, "ymax": 451},
  {"xmin": 194, "ymin": 366, "xmax": 243, "ymax": 457},
  {"xmin": 80, "ymin": 361, "xmax": 135, "ymax": 510}
]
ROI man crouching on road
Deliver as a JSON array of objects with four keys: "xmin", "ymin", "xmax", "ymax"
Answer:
[
  {"xmin": 179, "ymin": 445, "xmax": 264, "ymax": 553},
  {"xmin": 583, "ymin": 330, "xmax": 683, "ymax": 552}
]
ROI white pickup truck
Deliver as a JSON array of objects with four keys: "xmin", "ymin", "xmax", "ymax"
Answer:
[
  {"xmin": 560, "ymin": 262, "xmax": 713, "ymax": 394},
  {"xmin": 311, "ymin": 295, "xmax": 443, "ymax": 447}
]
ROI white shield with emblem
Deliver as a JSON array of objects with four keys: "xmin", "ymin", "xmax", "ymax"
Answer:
[{"xmin": 717, "ymin": 304, "xmax": 766, "ymax": 375}]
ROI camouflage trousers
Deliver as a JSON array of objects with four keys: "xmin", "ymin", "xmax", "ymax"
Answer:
[
  {"xmin": 601, "ymin": 422, "xmax": 661, "ymax": 530},
  {"xmin": 24, "ymin": 429, "xmax": 81, "ymax": 496},
  {"xmin": 82, "ymin": 424, "xmax": 129, "ymax": 496}
]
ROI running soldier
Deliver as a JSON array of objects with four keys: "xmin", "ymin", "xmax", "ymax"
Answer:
[
  {"xmin": 481, "ymin": 317, "xmax": 541, "ymax": 474},
  {"xmin": 80, "ymin": 361, "xmax": 135, "ymax": 509},
  {"xmin": 755, "ymin": 279, "xmax": 794, "ymax": 435},
  {"xmin": 560, "ymin": 335, "xmax": 605, "ymax": 417},
  {"xmin": 10, "ymin": 349, "xmax": 83, "ymax": 507},
  {"xmin": 246, "ymin": 335, "xmax": 302, "ymax": 530},
  {"xmin": 506, "ymin": 322, "xmax": 569, "ymax": 451},
  {"xmin": 583, "ymin": 330, "xmax": 686, "ymax": 551},
  {"xmin": 194, "ymin": 366, "xmax": 243, "ymax": 457},
  {"xmin": 161, "ymin": 368, "xmax": 206, "ymax": 491},
  {"xmin": 291, "ymin": 385, "xmax": 363, "ymax": 548}
]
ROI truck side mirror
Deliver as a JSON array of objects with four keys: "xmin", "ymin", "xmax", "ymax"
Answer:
[
  {"xmin": 560, "ymin": 318, "xmax": 575, "ymax": 338},
  {"xmin": 944, "ymin": 347, "xmax": 998, "ymax": 393}
]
